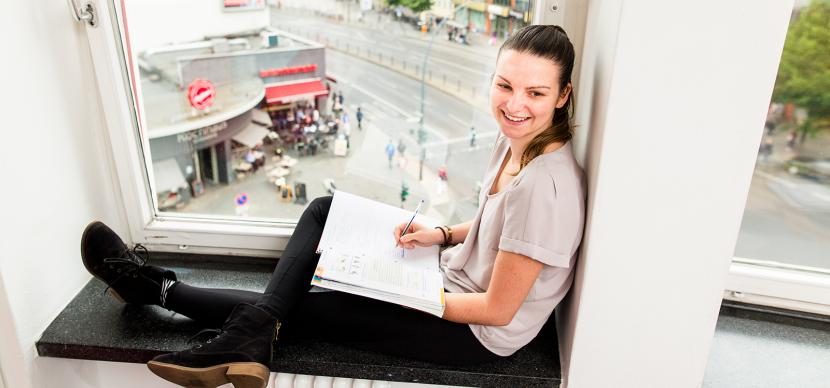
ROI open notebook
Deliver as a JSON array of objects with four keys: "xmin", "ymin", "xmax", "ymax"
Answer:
[{"xmin": 311, "ymin": 191, "xmax": 445, "ymax": 317}]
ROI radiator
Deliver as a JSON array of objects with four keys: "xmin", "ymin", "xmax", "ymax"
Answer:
[{"xmin": 268, "ymin": 373, "xmax": 396, "ymax": 388}]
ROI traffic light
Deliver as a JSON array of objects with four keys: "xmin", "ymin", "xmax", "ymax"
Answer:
[
  {"xmin": 417, "ymin": 127, "xmax": 428, "ymax": 145},
  {"xmin": 401, "ymin": 182, "xmax": 410, "ymax": 203}
]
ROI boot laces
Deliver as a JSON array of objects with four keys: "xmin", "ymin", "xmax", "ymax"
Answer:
[
  {"xmin": 187, "ymin": 328, "xmax": 223, "ymax": 349},
  {"xmin": 102, "ymin": 244, "xmax": 150, "ymax": 295}
]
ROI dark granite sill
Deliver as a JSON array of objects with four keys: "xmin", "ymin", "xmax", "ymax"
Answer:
[{"xmin": 37, "ymin": 256, "xmax": 561, "ymax": 388}]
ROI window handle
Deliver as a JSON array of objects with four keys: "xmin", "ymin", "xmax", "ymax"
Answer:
[{"xmin": 67, "ymin": 0, "xmax": 97, "ymax": 28}]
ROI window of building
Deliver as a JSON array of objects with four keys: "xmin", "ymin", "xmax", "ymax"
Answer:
[
  {"xmin": 86, "ymin": 0, "xmax": 536, "ymax": 251},
  {"xmin": 729, "ymin": 0, "xmax": 830, "ymax": 311}
]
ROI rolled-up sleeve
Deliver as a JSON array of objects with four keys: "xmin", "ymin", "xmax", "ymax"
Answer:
[{"xmin": 498, "ymin": 168, "xmax": 584, "ymax": 268}]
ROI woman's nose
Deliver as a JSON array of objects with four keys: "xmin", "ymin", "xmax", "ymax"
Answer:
[{"xmin": 506, "ymin": 93, "xmax": 525, "ymax": 113}]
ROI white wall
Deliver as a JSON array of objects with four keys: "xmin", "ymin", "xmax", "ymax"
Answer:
[
  {"xmin": 560, "ymin": 1, "xmax": 794, "ymax": 387},
  {"xmin": 0, "ymin": 1, "xmax": 127, "ymax": 387},
  {"xmin": 125, "ymin": 0, "xmax": 271, "ymax": 52}
]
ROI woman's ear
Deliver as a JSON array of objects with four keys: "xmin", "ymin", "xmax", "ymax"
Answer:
[{"xmin": 556, "ymin": 83, "xmax": 572, "ymax": 109}]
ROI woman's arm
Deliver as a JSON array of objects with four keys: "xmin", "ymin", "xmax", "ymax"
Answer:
[
  {"xmin": 396, "ymin": 220, "xmax": 473, "ymax": 248},
  {"xmin": 442, "ymin": 250, "xmax": 544, "ymax": 326},
  {"xmin": 445, "ymin": 220, "xmax": 472, "ymax": 244}
]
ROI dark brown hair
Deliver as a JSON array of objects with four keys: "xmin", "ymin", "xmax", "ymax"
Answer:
[{"xmin": 498, "ymin": 25, "xmax": 575, "ymax": 172}]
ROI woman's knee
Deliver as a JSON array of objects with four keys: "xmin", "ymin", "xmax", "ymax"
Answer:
[{"xmin": 307, "ymin": 196, "xmax": 333, "ymax": 221}]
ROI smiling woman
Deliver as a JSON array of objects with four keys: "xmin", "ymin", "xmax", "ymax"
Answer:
[{"xmin": 490, "ymin": 25, "xmax": 575, "ymax": 174}]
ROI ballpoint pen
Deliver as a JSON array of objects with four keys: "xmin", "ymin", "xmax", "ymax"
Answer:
[{"xmin": 399, "ymin": 199, "xmax": 425, "ymax": 256}]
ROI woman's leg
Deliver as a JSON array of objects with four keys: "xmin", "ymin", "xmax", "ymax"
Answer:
[
  {"xmin": 164, "ymin": 284, "xmax": 261, "ymax": 328},
  {"xmin": 279, "ymin": 291, "xmax": 502, "ymax": 366},
  {"xmin": 158, "ymin": 195, "xmax": 332, "ymax": 327},
  {"xmin": 254, "ymin": 196, "xmax": 332, "ymax": 319}
]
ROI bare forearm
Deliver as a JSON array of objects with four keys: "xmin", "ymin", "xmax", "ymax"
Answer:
[
  {"xmin": 447, "ymin": 220, "xmax": 472, "ymax": 244},
  {"xmin": 442, "ymin": 293, "xmax": 509, "ymax": 326}
]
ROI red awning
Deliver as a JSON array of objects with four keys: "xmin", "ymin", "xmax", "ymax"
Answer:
[{"xmin": 265, "ymin": 80, "xmax": 328, "ymax": 104}]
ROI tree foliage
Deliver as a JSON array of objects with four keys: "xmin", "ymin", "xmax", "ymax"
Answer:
[
  {"xmin": 385, "ymin": 0, "xmax": 434, "ymax": 13},
  {"xmin": 773, "ymin": 1, "xmax": 830, "ymax": 128}
]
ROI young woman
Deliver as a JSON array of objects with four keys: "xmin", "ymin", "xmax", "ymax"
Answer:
[{"xmin": 80, "ymin": 25, "xmax": 586, "ymax": 388}]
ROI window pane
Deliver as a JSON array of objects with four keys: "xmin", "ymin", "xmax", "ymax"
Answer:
[
  {"xmin": 734, "ymin": 0, "xmax": 830, "ymax": 271},
  {"xmin": 123, "ymin": 0, "xmax": 533, "ymax": 222}
]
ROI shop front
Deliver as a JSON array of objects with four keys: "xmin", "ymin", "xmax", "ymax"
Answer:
[{"xmin": 149, "ymin": 111, "xmax": 268, "ymax": 207}]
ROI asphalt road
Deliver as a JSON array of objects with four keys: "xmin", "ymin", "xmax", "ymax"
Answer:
[
  {"xmin": 271, "ymin": 8, "xmax": 498, "ymax": 94},
  {"xmin": 735, "ymin": 165, "xmax": 830, "ymax": 270}
]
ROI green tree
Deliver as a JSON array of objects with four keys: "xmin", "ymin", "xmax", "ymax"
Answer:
[
  {"xmin": 403, "ymin": 0, "xmax": 434, "ymax": 13},
  {"xmin": 773, "ymin": 0, "xmax": 830, "ymax": 137},
  {"xmin": 385, "ymin": 0, "xmax": 434, "ymax": 13}
]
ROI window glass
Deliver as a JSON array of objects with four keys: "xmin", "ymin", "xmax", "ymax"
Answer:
[
  {"xmin": 735, "ymin": 0, "xmax": 830, "ymax": 271},
  {"xmin": 122, "ymin": 0, "xmax": 534, "ymax": 223}
]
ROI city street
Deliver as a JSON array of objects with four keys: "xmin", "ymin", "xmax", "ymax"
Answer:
[
  {"xmin": 736, "ymin": 161, "xmax": 830, "ymax": 269},
  {"xmin": 177, "ymin": 5, "xmax": 829, "ymax": 271}
]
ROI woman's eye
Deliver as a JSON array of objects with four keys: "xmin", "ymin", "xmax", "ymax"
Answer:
[
  {"xmin": 530, "ymin": 91, "xmax": 544, "ymax": 97},
  {"xmin": 498, "ymin": 84, "xmax": 511, "ymax": 90}
]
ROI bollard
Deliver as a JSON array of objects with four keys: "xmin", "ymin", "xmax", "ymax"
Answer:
[
  {"xmin": 429, "ymin": 70, "xmax": 432, "ymax": 80},
  {"xmin": 457, "ymin": 79, "xmax": 461, "ymax": 91},
  {"xmin": 443, "ymin": 74, "xmax": 446, "ymax": 85},
  {"xmin": 472, "ymin": 86, "xmax": 476, "ymax": 97}
]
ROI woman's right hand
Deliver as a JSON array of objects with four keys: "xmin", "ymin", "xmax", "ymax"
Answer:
[{"xmin": 394, "ymin": 222, "xmax": 444, "ymax": 249}]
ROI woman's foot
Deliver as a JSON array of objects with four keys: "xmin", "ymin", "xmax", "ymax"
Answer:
[
  {"xmin": 147, "ymin": 303, "xmax": 279, "ymax": 388},
  {"xmin": 81, "ymin": 221, "xmax": 177, "ymax": 306}
]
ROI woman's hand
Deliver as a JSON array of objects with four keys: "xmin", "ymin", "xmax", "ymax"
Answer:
[{"xmin": 393, "ymin": 222, "xmax": 444, "ymax": 249}]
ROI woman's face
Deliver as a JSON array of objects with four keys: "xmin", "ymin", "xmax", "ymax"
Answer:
[{"xmin": 490, "ymin": 49, "xmax": 571, "ymax": 142}]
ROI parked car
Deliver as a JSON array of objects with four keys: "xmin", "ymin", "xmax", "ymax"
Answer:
[{"xmin": 784, "ymin": 157, "xmax": 830, "ymax": 184}]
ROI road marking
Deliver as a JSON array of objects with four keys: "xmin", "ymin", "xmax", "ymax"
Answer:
[
  {"xmin": 811, "ymin": 192, "xmax": 830, "ymax": 202},
  {"xmin": 448, "ymin": 113, "xmax": 470, "ymax": 127},
  {"xmin": 333, "ymin": 73, "xmax": 446, "ymax": 141},
  {"xmin": 755, "ymin": 170, "xmax": 796, "ymax": 188},
  {"xmin": 423, "ymin": 131, "xmax": 499, "ymax": 147},
  {"xmin": 374, "ymin": 77, "xmax": 399, "ymax": 91}
]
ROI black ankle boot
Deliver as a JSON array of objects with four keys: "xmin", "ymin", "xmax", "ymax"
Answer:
[
  {"xmin": 148, "ymin": 303, "xmax": 279, "ymax": 388},
  {"xmin": 81, "ymin": 221, "xmax": 177, "ymax": 305}
]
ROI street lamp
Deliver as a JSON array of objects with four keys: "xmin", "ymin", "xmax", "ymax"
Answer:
[{"xmin": 417, "ymin": 4, "xmax": 467, "ymax": 181}]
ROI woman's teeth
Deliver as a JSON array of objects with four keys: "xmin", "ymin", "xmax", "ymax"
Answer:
[{"xmin": 504, "ymin": 112, "xmax": 530, "ymax": 122}]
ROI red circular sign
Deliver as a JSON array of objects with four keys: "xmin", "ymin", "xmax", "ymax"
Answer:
[{"xmin": 187, "ymin": 79, "xmax": 215, "ymax": 110}]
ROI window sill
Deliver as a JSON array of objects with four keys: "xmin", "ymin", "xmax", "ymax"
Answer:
[{"xmin": 36, "ymin": 256, "xmax": 561, "ymax": 387}]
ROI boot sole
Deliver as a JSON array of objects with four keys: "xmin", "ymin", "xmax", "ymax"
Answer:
[
  {"xmin": 80, "ymin": 221, "xmax": 129, "ymax": 304},
  {"xmin": 147, "ymin": 360, "xmax": 269, "ymax": 388}
]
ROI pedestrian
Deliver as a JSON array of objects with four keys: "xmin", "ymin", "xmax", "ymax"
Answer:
[
  {"xmin": 342, "ymin": 120, "xmax": 351, "ymax": 149},
  {"xmin": 397, "ymin": 139, "xmax": 407, "ymax": 155},
  {"xmin": 338, "ymin": 92, "xmax": 344, "ymax": 105},
  {"xmin": 356, "ymin": 107, "xmax": 364, "ymax": 130},
  {"xmin": 312, "ymin": 108, "xmax": 320, "ymax": 123},
  {"xmin": 386, "ymin": 140, "xmax": 396, "ymax": 168},
  {"xmin": 786, "ymin": 130, "xmax": 797, "ymax": 151},
  {"xmin": 469, "ymin": 126, "xmax": 477, "ymax": 148},
  {"xmin": 80, "ymin": 25, "xmax": 586, "ymax": 388}
]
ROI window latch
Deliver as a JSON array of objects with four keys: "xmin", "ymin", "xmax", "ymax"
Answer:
[{"xmin": 67, "ymin": 0, "xmax": 97, "ymax": 28}]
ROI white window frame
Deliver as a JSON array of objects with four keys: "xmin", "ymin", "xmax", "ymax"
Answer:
[
  {"xmin": 86, "ymin": 0, "xmax": 294, "ymax": 257},
  {"xmin": 83, "ymin": 0, "xmax": 830, "ymax": 312}
]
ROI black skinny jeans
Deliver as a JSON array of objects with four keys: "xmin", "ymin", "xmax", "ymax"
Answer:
[{"xmin": 165, "ymin": 196, "xmax": 501, "ymax": 366}]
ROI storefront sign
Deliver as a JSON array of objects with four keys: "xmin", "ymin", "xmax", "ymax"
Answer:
[
  {"xmin": 457, "ymin": 1, "xmax": 487, "ymax": 12},
  {"xmin": 259, "ymin": 64, "xmax": 318, "ymax": 78},
  {"xmin": 487, "ymin": 4, "xmax": 509, "ymax": 17},
  {"xmin": 177, "ymin": 121, "xmax": 228, "ymax": 144},
  {"xmin": 187, "ymin": 78, "xmax": 216, "ymax": 110}
]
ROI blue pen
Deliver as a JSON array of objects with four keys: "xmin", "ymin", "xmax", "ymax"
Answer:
[{"xmin": 399, "ymin": 199, "xmax": 425, "ymax": 256}]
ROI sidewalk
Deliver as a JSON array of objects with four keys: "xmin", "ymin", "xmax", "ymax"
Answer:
[{"xmin": 756, "ymin": 127, "xmax": 830, "ymax": 168}]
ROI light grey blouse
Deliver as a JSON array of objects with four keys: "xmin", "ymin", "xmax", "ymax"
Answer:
[{"xmin": 440, "ymin": 135, "xmax": 586, "ymax": 356}]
